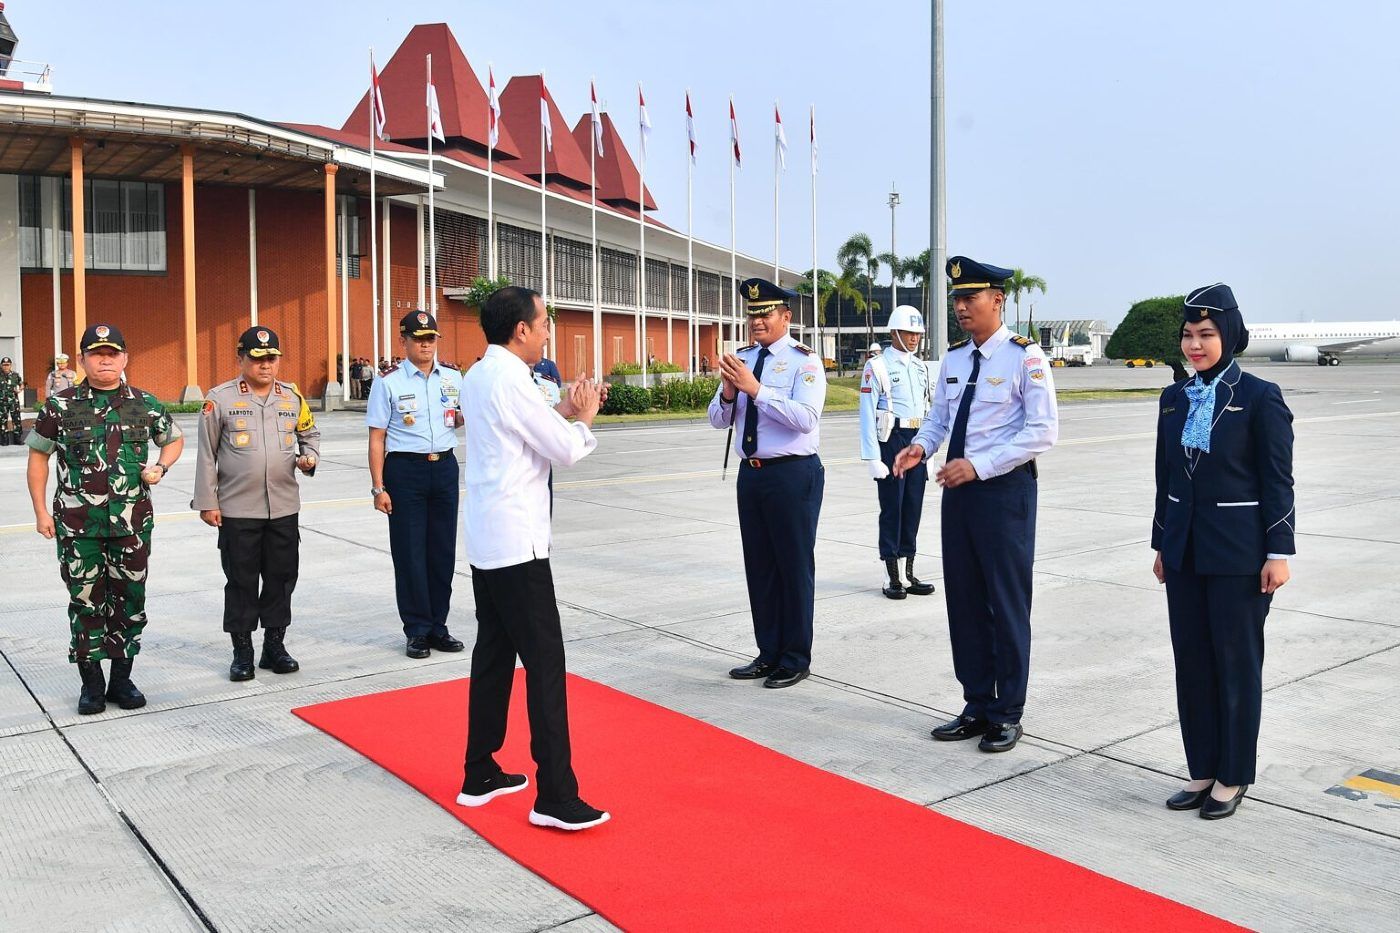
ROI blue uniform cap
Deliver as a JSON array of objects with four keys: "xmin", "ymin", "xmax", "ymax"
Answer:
[
  {"xmin": 946, "ymin": 256, "xmax": 1014, "ymax": 296},
  {"xmin": 738, "ymin": 277, "xmax": 797, "ymax": 315},
  {"xmin": 1183, "ymin": 283, "xmax": 1248, "ymax": 354}
]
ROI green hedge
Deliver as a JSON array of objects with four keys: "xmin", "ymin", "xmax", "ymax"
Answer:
[
  {"xmin": 601, "ymin": 383, "xmax": 652, "ymax": 414},
  {"xmin": 609, "ymin": 360, "xmax": 684, "ymax": 375},
  {"xmin": 600, "ymin": 377, "xmax": 722, "ymax": 414}
]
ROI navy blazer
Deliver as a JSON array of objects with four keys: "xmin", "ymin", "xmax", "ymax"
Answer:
[{"xmin": 1152, "ymin": 361, "xmax": 1295, "ymax": 575}]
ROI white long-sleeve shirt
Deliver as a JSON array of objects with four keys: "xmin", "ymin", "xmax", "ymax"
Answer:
[{"xmin": 462, "ymin": 345, "xmax": 597, "ymax": 569}]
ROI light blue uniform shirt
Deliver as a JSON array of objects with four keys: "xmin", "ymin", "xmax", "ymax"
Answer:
[
  {"xmin": 707, "ymin": 333, "xmax": 826, "ymax": 459},
  {"xmin": 858, "ymin": 345, "xmax": 934, "ymax": 460},
  {"xmin": 366, "ymin": 359, "xmax": 463, "ymax": 454},
  {"xmin": 911, "ymin": 325, "xmax": 1059, "ymax": 480}
]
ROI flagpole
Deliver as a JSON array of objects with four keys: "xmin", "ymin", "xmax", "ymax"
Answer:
[
  {"xmin": 539, "ymin": 72, "xmax": 549, "ymax": 347},
  {"xmin": 369, "ymin": 47, "xmax": 380, "ymax": 378},
  {"xmin": 728, "ymin": 96, "xmax": 737, "ymax": 352},
  {"xmin": 773, "ymin": 101, "xmax": 780, "ymax": 281},
  {"xmin": 487, "ymin": 65, "xmax": 496, "ymax": 279},
  {"xmin": 590, "ymin": 80, "xmax": 601, "ymax": 379},
  {"xmin": 638, "ymin": 83, "xmax": 648, "ymax": 385},
  {"xmin": 810, "ymin": 104, "xmax": 819, "ymax": 362},
  {"xmin": 426, "ymin": 53, "xmax": 438, "ymax": 314},
  {"xmin": 686, "ymin": 90, "xmax": 695, "ymax": 380}
]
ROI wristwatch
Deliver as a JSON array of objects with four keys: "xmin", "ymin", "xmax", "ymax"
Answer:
[{"xmin": 370, "ymin": 486, "xmax": 385, "ymax": 497}]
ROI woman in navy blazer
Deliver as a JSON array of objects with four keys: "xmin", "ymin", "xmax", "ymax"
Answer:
[{"xmin": 1151, "ymin": 283, "xmax": 1294, "ymax": 820}]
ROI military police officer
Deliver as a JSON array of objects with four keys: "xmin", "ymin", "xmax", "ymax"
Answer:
[
  {"xmin": 193, "ymin": 326, "xmax": 320, "ymax": 681},
  {"xmin": 46, "ymin": 353, "xmax": 77, "ymax": 399},
  {"xmin": 860, "ymin": 305, "xmax": 937, "ymax": 599},
  {"xmin": 25, "ymin": 324, "xmax": 184, "ymax": 714},
  {"xmin": 0, "ymin": 355, "xmax": 23, "ymax": 444},
  {"xmin": 894, "ymin": 257, "xmax": 1058, "ymax": 752},
  {"xmin": 708, "ymin": 278, "xmax": 827, "ymax": 689},
  {"xmin": 366, "ymin": 310, "xmax": 466, "ymax": 658}
]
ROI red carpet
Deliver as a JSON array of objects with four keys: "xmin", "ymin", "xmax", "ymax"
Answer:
[{"xmin": 293, "ymin": 674, "xmax": 1240, "ymax": 931}]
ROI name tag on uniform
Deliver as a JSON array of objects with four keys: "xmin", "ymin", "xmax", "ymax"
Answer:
[
  {"xmin": 946, "ymin": 377, "xmax": 958, "ymax": 384},
  {"xmin": 1161, "ymin": 406, "xmax": 1175, "ymax": 414}
]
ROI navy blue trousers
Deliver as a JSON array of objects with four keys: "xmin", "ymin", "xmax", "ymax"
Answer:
[
  {"xmin": 940, "ymin": 466, "xmax": 1036, "ymax": 724},
  {"xmin": 876, "ymin": 426, "xmax": 929, "ymax": 560},
  {"xmin": 383, "ymin": 452, "xmax": 459, "ymax": 639},
  {"xmin": 736, "ymin": 456, "xmax": 824, "ymax": 672},
  {"xmin": 1164, "ymin": 560, "xmax": 1270, "ymax": 786}
]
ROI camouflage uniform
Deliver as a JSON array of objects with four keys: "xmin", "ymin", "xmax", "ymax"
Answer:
[
  {"xmin": 0, "ymin": 366, "xmax": 23, "ymax": 444},
  {"xmin": 27, "ymin": 382, "xmax": 182, "ymax": 662}
]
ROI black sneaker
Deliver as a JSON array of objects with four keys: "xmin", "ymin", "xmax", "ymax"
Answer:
[
  {"xmin": 455, "ymin": 772, "xmax": 529, "ymax": 808},
  {"xmin": 529, "ymin": 797, "xmax": 611, "ymax": 831}
]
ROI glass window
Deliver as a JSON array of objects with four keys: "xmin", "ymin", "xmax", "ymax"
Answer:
[{"xmin": 18, "ymin": 175, "xmax": 166, "ymax": 273}]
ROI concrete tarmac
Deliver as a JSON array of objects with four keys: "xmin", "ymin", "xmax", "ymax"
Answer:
[{"xmin": 2, "ymin": 360, "xmax": 1398, "ymax": 932}]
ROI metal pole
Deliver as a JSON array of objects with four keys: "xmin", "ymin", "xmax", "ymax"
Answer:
[
  {"xmin": 929, "ymin": 0, "xmax": 948, "ymax": 359},
  {"xmin": 889, "ymin": 185, "xmax": 900, "ymax": 308},
  {"xmin": 427, "ymin": 54, "xmax": 437, "ymax": 314}
]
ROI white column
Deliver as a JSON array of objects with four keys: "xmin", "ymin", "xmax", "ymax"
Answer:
[
  {"xmin": 340, "ymin": 196, "xmax": 350, "ymax": 403},
  {"xmin": 416, "ymin": 196, "xmax": 425, "ymax": 310},
  {"xmin": 247, "ymin": 189, "xmax": 258, "ymax": 325}
]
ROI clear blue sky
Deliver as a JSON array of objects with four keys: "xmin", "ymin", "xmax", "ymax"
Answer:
[{"xmin": 15, "ymin": 1, "xmax": 1399, "ymax": 323}]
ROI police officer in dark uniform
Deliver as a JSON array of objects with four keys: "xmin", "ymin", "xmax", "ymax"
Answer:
[
  {"xmin": 708, "ymin": 278, "xmax": 827, "ymax": 688},
  {"xmin": 1154, "ymin": 283, "xmax": 1294, "ymax": 820},
  {"xmin": 895, "ymin": 257, "xmax": 1059, "ymax": 751}
]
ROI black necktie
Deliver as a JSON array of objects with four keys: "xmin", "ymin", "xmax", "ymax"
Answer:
[
  {"xmin": 947, "ymin": 349, "xmax": 981, "ymax": 461},
  {"xmin": 741, "ymin": 348, "xmax": 770, "ymax": 458}
]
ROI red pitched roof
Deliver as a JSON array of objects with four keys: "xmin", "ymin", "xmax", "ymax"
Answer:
[
  {"xmin": 279, "ymin": 123, "xmax": 424, "ymax": 155},
  {"xmin": 569, "ymin": 112, "xmax": 657, "ymax": 212},
  {"xmin": 497, "ymin": 75, "xmax": 591, "ymax": 189},
  {"xmin": 342, "ymin": 23, "xmax": 521, "ymax": 160}
]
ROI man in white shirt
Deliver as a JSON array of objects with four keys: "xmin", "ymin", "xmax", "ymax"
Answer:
[{"xmin": 456, "ymin": 285, "xmax": 611, "ymax": 831}]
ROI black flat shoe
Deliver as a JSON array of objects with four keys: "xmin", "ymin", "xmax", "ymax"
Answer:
[
  {"xmin": 427, "ymin": 632, "xmax": 464, "ymax": 652},
  {"xmin": 1200, "ymin": 786, "xmax": 1248, "ymax": 820},
  {"xmin": 978, "ymin": 722, "xmax": 1024, "ymax": 753},
  {"xmin": 1166, "ymin": 785, "xmax": 1213, "ymax": 811},
  {"xmin": 930, "ymin": 714, "xmax": 989, "ymax": 741},
  {"xmin": 728, "ymin": 658, "xmax": 776, "ymax": 679},
  {"xmin": 762, "ymin": 667, "xmax": 809, "ymax": 689},
  {"xmin": 405, "ymin": 636, "xmax": 431, "ymax": 659}
]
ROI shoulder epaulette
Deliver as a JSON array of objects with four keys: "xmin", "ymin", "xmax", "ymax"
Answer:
[
  {"xmin": 949, "ymin": 338, "xmax": 970, "ymax": 350},
  {"xmin": 793, "ymin": 342, "xmax": 814, "ymax": 355},
  {"xmin": 1010, "ymin": 335, "xmax": 1034, "ymax": 348},
  {"xmin": 737, "ymin": 344, "xmax": 757, "ymax": 353}
]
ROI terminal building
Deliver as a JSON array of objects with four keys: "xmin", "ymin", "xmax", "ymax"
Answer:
[{"xmin": 0, "ymin": 19, "xmax": 809, "ymax": 403}]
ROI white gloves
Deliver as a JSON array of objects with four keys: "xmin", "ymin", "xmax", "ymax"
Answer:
[{"xmin": 866, "ymin": 459, "xmax": 890, "ymax": 480}]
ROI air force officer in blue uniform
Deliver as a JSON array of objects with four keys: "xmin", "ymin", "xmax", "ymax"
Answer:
[
  {"xmin": 1154, "ymin": 284, "xmax": 1294, "ymax": 820},
  {"xmin": 708, "ymin": 278, "xmax": 827, "ymax": 689},
  {"xmin": 894, "ymin": 257, "xmax": 1058, "ymax": 752}
]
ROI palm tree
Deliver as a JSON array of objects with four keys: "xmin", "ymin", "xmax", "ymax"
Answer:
[
  {"xmin": 907, "ymin": 248, "xmax": 932, "ymax": 315},
  {"xmin": 795, "ymin": 268, "xmax": 838, "ymax": 325},
  {"xmin": 1003, "ymin": 268, "xmax": 1047, "ymax": 334},
  {"xmin": 837, "ymin": 233, "xmax": 879, "ymax": 348}
]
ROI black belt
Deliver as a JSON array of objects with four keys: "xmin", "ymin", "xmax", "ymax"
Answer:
[
  {"xmin": 892, "ymin": 418, "xmax": 923, "ymax": 430},
  {"xmin": 741, "ymin": 453, "xmax": 816, "ymax": 469},
  {"xmin": 387, "ymin": 450, "xmax": 456, "ymax": 462}
]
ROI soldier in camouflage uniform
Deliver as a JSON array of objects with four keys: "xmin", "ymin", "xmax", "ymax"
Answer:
[
  {"xmin": 192, "ymin": 326, "xmax": 319, "ymax": 682},
  {"xmin": 0, "ymin": 355, "xmax": 23, "ymax": 444},
  {"xmin": 25, "ymin": 324, "xmax": 184, "ymax": 715}
]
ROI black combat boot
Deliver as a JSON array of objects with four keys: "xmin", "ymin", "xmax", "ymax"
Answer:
[
  {"xmin": 105, "ymin": 657, "xmax": 147, "ymax": 709},
  {"xmin": 882, "ymin": 558, "xmax": 906, "ymax": 600},
  {"xmin": 905, "ymin": 557, "xmax": 936, "ymax": 596},
  {"xmin": 230, "ymin": 632, "xmax": 255, "ymax": 682},
  {"xmin": 77, "ymin": 661, "xmax": 106, "ymax": 715},
  {"xmin": 258, "ymin": 627, "xmax": 300, "ymax": 674}
]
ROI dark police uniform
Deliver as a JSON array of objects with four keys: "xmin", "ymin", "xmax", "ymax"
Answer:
[
  {"xmin": 708, "ymin": 279, "xmax": 827, "ymax": 688},
  {"xmin": 912, "ymin": 257, "xmax": 1059, "ymax": 751},
  {"xmin": 366, "ymin": 311, "xmax": 464, "ymax": 656},
  {"xmin": 1154, "ymin": 284, "xmax": 1294, "ymax": 801}
]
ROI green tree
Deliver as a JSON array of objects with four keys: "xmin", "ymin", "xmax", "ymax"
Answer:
[
  {"xmin": 1105, "ymin": 295, "xmax": 1188, "ymax": 378},
  {"xmin": 795, "ymin": 268, "xmax": 838, "ymax": 326},
  {"xmin": 1003, "ymin": 269, "xmax": 1047, "ymax": 334},
  {"xmin": 907, "ymin": 248, "xmax": 932, "ymax": 314},
  {"xmin": 837, "ymin": 232, "xmax": 879, "ymax": 348}
]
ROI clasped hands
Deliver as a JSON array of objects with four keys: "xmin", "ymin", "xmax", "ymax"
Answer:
[
  {"xmin": 718, "ymin": 353, "xmax": 760, "ymax": 400},
  {"xmin": 554, "ymin": 377, "xmax": 610, "ymax": 424},
  {"xmin": 891, "ymin": 444, "xmax": 978, "ymax": 488}
]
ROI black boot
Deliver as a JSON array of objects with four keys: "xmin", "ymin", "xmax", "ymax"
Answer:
[
  {"xmin": 882, "ymin": 559, "xmax": 906, "ymax": 600},
  {"xmin": 105, "ymin": 657, "xmax": 147, "ymax": 709},
  {"xmin": 229, "ymin": 632, "xmax": 255, "ymax": 681},
  {"xmin": 905, "ymin": 557, "xmax": 936, "ymax": 596},
  {"xmin": 258, "ymin": 627, "xmax": 300, "ymax": 674},
  {"xmin": 77, "ymin": 661, "xmax": 106, "ymax": 715}
]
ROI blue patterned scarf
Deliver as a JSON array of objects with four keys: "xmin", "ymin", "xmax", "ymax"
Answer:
[{"xmin": 1181, "ymin": 375, "xmax": 1217, "ymax": 452}]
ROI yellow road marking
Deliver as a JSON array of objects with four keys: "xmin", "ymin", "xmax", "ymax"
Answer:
[{"xmin": 1341, "ymin": 775, "xmax": 1400, "ymax": 800}]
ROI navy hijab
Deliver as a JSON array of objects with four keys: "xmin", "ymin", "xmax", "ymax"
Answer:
[{"xmin": 1182, "ymin": 283, "xmax": 1248, "ymax": 383}]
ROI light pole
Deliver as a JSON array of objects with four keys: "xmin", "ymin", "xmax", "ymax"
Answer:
[
  {"xmin": 929, "ymin": 0, "xmax": 947, "ymax": 358},
  {"xmin": 888, "ymin": 184, "xmax": 901, "ymax": 309}
]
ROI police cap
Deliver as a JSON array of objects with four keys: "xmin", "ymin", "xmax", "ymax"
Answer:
[
  {"xmin": 237, "ymin": 326, "xmax": 282, "ymax": 358},
  {"xmin": 737, "ymin": 277, "xmax": 797, "ymax": 315}
]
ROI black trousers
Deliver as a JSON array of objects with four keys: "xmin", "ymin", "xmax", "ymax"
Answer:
[
  {"xmin": 384, "ymin": 452, "xmax": 459, "ymax": 638},
  {"xmin": 218, "ymin": 514, "xmax": 300, "ymax": 633},
  {"xmin": 940, "ymin": 467, "xmax": 1037, "ymax": 724},
  {"xmin": 1164, "ymin": 562, "xmax": 1270, "ymax": 786},
  {"xmin": 876, "ymin": 426, "xmax": 929, "ymax": 560},
  {"xmin": 464, "ymin": 558, "xmax": 579, "ymax": 805}
]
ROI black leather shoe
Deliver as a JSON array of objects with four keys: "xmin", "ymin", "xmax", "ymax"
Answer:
[
  {"xmin": 77, "ymin": 661, "xmax": 106, "ymax": 715},
  {"xmin": 762, "ymin": 667, "xmax": 809, "ymax": 689},
  {"xmin": 229, "ymin": 632, "xmax": 255, "ymax": 682},
  {"xmin": 105, "ymin": 657, "xmax": 147, "ymax": 710},
  {"xmin": 930, "ymin": 714, "xmax": 989, "ymax": 741},
  {"xmin": 1166, "ymin": 785, "xmax": 1213, "ymax": 811},
  {"xmin": 258, "ymin": 627, "xmax": 300, "ymax": 674},
  {"xmin": 1200, "ymin": 786, "xmax": 1247, "ymax": 820},
  {"xmin": 427, "ymin": 632, "xmax": 464, "ymax": 652},
  {"xmin": 405, "ymin": 636, "xmax": 431, "ymax": 659},
  {"xmin": 904, "ymin": 558, "xmax": 935, "ymax": 596},
  {"xmin": 728, "ymin": 658, "xmax": 776, "ymax": 679},
  {"xmin": 978, "ymin": 722, "xmax": 1024, "ymax": 753}
]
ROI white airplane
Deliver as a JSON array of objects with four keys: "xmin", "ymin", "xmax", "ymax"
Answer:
[{"xmin": 1241, "ymin": 321, "xmax": 1400, "ymax": 366}]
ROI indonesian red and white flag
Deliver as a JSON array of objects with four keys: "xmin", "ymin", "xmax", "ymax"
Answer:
[
  {"xmin": 427, "ymin": 81, "xmax": 445, "ymax": 144},
  {"xmin": 590, "ymin": 80, "xmax": 604, "ymax": 157},
  {"xmin": 809, "ymin": 104, "xmax": 818, "ymax": 175},
  {"xmin": 638, "ymin": 83, "xmax": 652, "ymax": 157},
  {"xmin": 540, "ymin": 77, "xmax": 553, "ymax": 152},
  {"xmin": 729, "ymin": 97, "xmax": 741, "ymax": 167},
  {"xmin": 370, "ymin": 55, "xmax": 387, "ymax": 140},
  {"xmin": 775, "ymin": 103, "xmax": 788, "ymax": 170},
  {"xmin": 685, "ymin": 91, "xmax": 697, "ymax": 164},
  {"xmin": 487, "ymin": 66, "xmax": 501, "ymax": 150}
]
